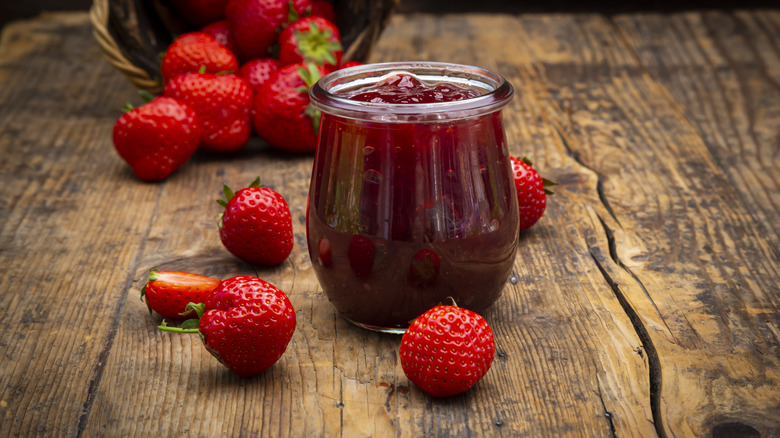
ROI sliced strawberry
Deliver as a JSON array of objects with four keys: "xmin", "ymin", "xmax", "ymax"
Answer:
[{"xmin": 142, "ymin": 270, "xmax": 221, "ymax": 319}]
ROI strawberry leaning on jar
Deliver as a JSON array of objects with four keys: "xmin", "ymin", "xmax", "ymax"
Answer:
[
  {"xmin": 164, "ymin": 71, "xmax": 253, "ymax": 153},
  {"xmin": 253, "ymin": 62, "xmax": 326, "ymax": 153},
  {"xmin": 218, "ymin": 177, "xmax": 294, "ymax": 266},
  {"xmin": 399, "ymin": 303, "xmax": 495, "ymax": 398},
  {"xmin": 159, "ymin": 275, "xmax": 297, "ymax": 378},
  {"xmin": 112, "ymin": 96, "xmax": 201, "ymax": 181},
  {"xmin": 142, "ymin": 270, "xmax": 221, "ymax": 319},
  {"xmin": 510, "ymin": 156, "xmax": 556, "ymax": 232},
  {"xmin": 160, "ymin": 32, "xmax": 239, "ymax": 83},
  {"xmin": 278, "ymin": 16, "xmax": 343, "ymax": 72}
]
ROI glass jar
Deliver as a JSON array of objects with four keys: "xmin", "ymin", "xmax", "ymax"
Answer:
[{"xmin": 307, "ymin": 62, "xmax": 518, "ymax": 333}]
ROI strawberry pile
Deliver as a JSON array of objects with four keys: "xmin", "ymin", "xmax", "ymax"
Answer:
[{"xmin": 113, "ymin": 0, "xmax": 357, "ymax": 181}]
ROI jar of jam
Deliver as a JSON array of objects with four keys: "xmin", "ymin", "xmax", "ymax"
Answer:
[{"xmin": 307, "ymin": 62, "xmax": 518, "ymax": 333}]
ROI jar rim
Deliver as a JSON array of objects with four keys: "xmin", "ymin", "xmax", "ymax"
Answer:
[{"xmin": 309, "ymin": 61, "xmax": 514, "ymax": 122}]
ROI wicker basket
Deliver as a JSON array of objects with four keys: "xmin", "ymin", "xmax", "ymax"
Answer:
[{"xmin": 90, "ymin": 0, "xmax": 398, "ymax": 94}]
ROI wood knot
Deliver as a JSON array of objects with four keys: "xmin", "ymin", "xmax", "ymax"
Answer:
[{"xmin": 712, "ymin": 422, "xmax": 760, "ymax": 438}]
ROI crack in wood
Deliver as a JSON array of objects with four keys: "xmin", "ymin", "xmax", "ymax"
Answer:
[
  {"xmin": 596, "ymin": 377, "xmax": 617, "ymax": 438},
  {"xmin": 553, "ymin": 121, "xmax": 667, "ymax": 437},
  {"xmin": 590, "ymin": 229, "xmax": 665, "ymax": 438},
  {"xmin": 553, "ymin": 126, "xmax": 622, "ymax": 227}
]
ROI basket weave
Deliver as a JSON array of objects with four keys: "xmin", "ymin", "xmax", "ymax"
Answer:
[{"xmin": 90, "ymin": 0, "xmax": 398, "ymax": 94}]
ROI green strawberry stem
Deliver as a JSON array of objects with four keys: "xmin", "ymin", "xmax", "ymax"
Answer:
[
  {"xmin": 138, "ymin": 89, "xmax": 156, "ymax": 103},
  {"xmin": 157, "ymin": 322, "xmax": 199, "ymax": 334},
  {"xmin": 293, "ymin": 22, "xmax": 342, "ymax": 66},
  {"xmin": 297, "ymin": 63, "xmax": 323, "ymax": 134},
  {"xmin": 157, "ymin": 302, "xmax": 206, "ymax": 333},
  {"xmin": 287, "ymin": 1, "xmax": 302, "ymax": 24},
  {"xmin": 217, "ymin": 177, "xmax": 261, "ymax": 208}
]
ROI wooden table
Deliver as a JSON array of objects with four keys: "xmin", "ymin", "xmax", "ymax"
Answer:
[{"xmin": 1, "ymin": 8, "xmax": 779, "ymax": 437}]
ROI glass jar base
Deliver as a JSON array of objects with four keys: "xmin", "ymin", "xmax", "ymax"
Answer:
[{"xmin": 344, "ymin": 317, "xmax": 407, "ymax": 335}]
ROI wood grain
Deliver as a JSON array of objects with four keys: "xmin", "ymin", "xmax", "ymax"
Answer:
[{"xmin": 0, "ymin": 9, "xmax": 778, "ymax": 438}]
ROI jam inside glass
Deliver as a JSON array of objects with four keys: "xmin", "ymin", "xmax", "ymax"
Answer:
[{"xmin": 307, "ymin": 62, "xmax": 518, "ymax": 333}]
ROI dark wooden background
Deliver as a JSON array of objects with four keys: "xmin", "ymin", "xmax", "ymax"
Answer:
[{"xmin": 3, "ymin": 0, "xmax": 779, "ymax": 30}]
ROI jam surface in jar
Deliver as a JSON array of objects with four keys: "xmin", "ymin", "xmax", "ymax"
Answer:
[
  {"xmin": 307, "ymin": 68, "xmax": 518, "ymax": 332},
  {"xmin": 345, "ymin": 73, "xmax": 482, "ymax": 104}
]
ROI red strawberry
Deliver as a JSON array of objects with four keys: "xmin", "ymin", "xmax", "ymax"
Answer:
[
  {"xmin": 278, "ymin": 16, "xmax": 343, "ymax": 71},
  {"xmin": 317, "ymin": 237, "xmax": 333, "ymax": 268},
  {"xmin": 169, "ymin": 0, "xmax": 230, "ymax": 27},
  {"xmin": 226, "ymin": 0, "xmax": 312, "ymax": 59},
  {"xmin": 310, "ymin": 0, "xmax": 336, "ymax": 23},
  {"xmin": 510, "ymin": 156, "xmax": 556, "ymax": 232},
  {"xmin": 142, "ymin": 270, "xmax": 221, "ymax": 319},
  {"xmin": 161, "ymin": 33, "xmax": 238, "ymax": 83},
  {"xmin": 238, "ymin": 58, "xmax": 282, "ymax": 94},
  {"xmin": 218, "ymin": 177, "xmax": 294, "ymax": 266},
  {"xmin": 399, "ymin": 304, "xmax": 495, "ymax": 398},
  {"xmin": 253, "ymin": 62, "xmax": 325, "ymax": 153},
  {"xmin": 159, "ymin": 275, "xmax": 297, "ymax": 378},
  {"xmin": 112, "ymin": 96, "xmax": 201, "ymax": 181},
  {"xmin": 164, "ymin": 71, "xmax": 253, "ymax": 152},
  {"xmin": 200, "ymin": 20, "xmax": 242, "ymax": 61}
]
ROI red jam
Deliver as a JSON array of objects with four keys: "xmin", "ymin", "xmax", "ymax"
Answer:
[
  {"xmin": 307, "ymin": 67, "xmax": 517, "ymax": 332},
  {"xmin": 345, "ymin": 73, "xmax": 482, "ymax": 104}
]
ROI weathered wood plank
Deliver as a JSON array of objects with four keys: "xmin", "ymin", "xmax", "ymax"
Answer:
[
  {"xmin": 0, "ymin": 13, "xmax": 163, "ymax": 437},
  {"xmin": 513, "ymin": 11, "xmax": 780, "ymax": 436},
  {"xmin": 613, "ymin": 10, "xmax": 780, "ymax": 263}
]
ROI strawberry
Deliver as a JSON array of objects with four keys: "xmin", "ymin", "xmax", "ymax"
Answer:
[
  {"xmin": 112, "ymin": 96, "xmax": 201, "ymax": 181},
  {"xmin": 160, "ymin": 32, "xmax": 239, "ymax": 83},
  {"xmin": 238, "ymin": 58, "xmax": 282, "ymax": 94},
  {"xmin": 316, "ymin": 237, "xmax": 333, "ymax": 268},
  {"xmin": 218, "ymin": 177, "xmax": 294, "ymax": 266},
  {"xmin": 510, "ymin": 156, "xmax": 556, "ymax": 232},
  {"xmin": 159, "ymin": 275, "xmax": 297, "ymax": 378},
  {"xmin": 278, "ymin": 16, "xmax": 343, "ymax": 71},
  {"xmin": 141, "ymin": 270, "xmax": 221, "ymax": 319},
  {"xmin": 226, "ymin": 0, "xmax": 312, "ymax": 60},
  {"xmin": 200, "ymin": 20, "xmax": 242, "ymax": 62},
  {"xmin": 169, "ymin": 0, "xmax": 230, "ymax": 27},
  {"xmin": 399, "ymin": 304, "xmax": 495, "ymax": 398},
  {"xmin": 164, "ymin": 71, "xmax": 253, "ymax": 152},
  {"xmin": 253, "ymin": 62, "xmax": 325, "ymax": 153},
  {"xmin": 310, "ymin": 0, "xmax": 336, "ymax": 23}
]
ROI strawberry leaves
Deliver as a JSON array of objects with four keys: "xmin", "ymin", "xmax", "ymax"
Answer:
[{"xmin": 297, "ymin": 62, "xmax": 323, "ymax": 133}]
